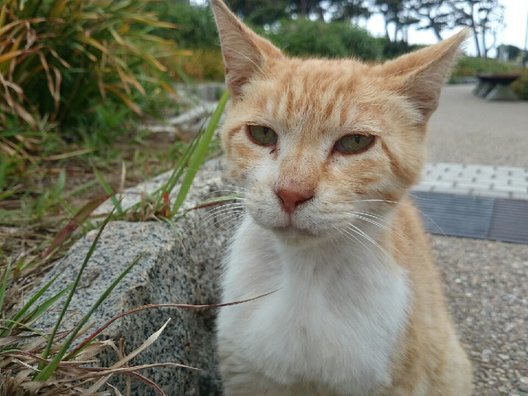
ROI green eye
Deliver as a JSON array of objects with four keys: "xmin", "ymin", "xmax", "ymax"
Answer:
[
  {"xmin": 247, "ymin": 125, "xmax": 278, "ymax": 146},
  {"xmin": 334, "ymin": 134, "xmax": 375, "ymax": 155}
]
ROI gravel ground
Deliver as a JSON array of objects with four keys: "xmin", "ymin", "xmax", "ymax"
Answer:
[
  {"xmin": 427, "ymin": 84, "xmax": 528, "ymax": 168},
  {"xmin": 432, "ymin": 236, "xmax": 528, "ymax": 395},
  {"xmin": 427, "ymin": 87, "xmax": 528, "ymax": 394}
]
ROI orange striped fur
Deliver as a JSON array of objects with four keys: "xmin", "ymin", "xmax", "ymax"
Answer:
[{"xmin": 211, "ymin": 0, "xmax": 472, "ymax": 394}]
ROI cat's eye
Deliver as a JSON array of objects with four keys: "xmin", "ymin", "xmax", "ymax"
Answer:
[
  {"xmin": 247, "ymin": 125, "xmax": 278, "ymax": 146},
  {"xmin": 334, "ymin": 134, "xmax": 375, "ymax": 155}
]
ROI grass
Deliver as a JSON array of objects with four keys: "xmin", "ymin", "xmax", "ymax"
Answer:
[{"xmin": 0, "ymin": 91, "xmax": 229, "ymax": 394}]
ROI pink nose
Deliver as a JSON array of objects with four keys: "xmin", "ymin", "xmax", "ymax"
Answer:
[{"xmin": 276, "ymin": 187, "xmax": 313, "ymax": 214}]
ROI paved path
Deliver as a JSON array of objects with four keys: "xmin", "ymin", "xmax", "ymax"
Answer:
[
  {"xmin": 415, "ymin": 163, "xmax": 528, "ymax": 200},
  {"xmin": 427, "ymin": 84, "xmax": 528, "ymax": 167}
]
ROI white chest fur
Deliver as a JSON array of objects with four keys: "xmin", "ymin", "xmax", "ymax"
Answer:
[{"xmin": 217, "ymin": 215, "xmax": 409, "ymax": 396}]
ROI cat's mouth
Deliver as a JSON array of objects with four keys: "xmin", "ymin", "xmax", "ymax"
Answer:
[{"xmin": 271, "ymin": 223, "xmax": 317, "ymax": 238}]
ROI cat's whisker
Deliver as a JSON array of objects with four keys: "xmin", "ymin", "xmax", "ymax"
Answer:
[
  {"xmin": 351, "ymin": 214, "xmax": 391, "ymax": 231},
  {"xmin": 339, "ymin": 227, "xmax": 376, "ymax": 257},
  {"xmin": 198, "ymin": 191, "xmax": 247, "ymax": 202},
  {"xmin": 201, "ymin": 203, "xmax": 244, "ymax": 218},
  {"xmin": 201, "ymin": 206, "xmax": 245, "ymax": 226},
  {"xmin": 204, "ymin": 208, "xmax": 244, "ymax": 222},
  {"xmin": 350, "ymin": 198, "xmax": 399, "ymax": 205},
  {"xmin": 201, "ymin": 214, "xmax": 242, "ymax": 230},
  {"xmin": 351, "ymin": 211, "xmax": 389, "ymax": 223},
  {"xmin": 344, "ymin": 223, "xmax": 391, "ymax": 259}
]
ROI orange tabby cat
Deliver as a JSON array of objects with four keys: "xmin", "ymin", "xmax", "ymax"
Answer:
[{"xmin": 211, "ymin": 0, "xmax": 472, "ymax": 395}]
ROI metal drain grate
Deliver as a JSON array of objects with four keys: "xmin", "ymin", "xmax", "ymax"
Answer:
[{"xmin": 411, "ymin": 192, "xmax": 528, "ymax": 244}]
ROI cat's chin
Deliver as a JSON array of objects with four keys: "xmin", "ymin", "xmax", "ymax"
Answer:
[{"xmin": 270, "ymin": 225, "xmax": 325, "ymax": 246}]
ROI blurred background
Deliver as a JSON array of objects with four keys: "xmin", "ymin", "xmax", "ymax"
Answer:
[{"xmin": 0, "ymin": 1, "xmax": 527, "ymax": 394}]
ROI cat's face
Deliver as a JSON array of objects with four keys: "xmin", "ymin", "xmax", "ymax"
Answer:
[{"xmin": 211, "ymin": 0, "xmax": 465, "ymax": 243}]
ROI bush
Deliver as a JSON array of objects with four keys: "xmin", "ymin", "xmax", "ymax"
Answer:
[
  {"xmin": 376, "ymin": 38, "xmax": 423, "ymax": 59},
  {"xmin": 146, "ymin": 3, "xmax": 219, "ymax": 49},
  {"xmin": 451, "ymin": 57, "xmax": 519, "ymax": 80},
  {"xmin": 178, "ymin": 49, "xmax": 225, "ymax": 81},
  {"xmin": 264, "ymin": 19, "xmax": 382, "ymax": 60},
  {"xmin": 0, "ymin": 0, "xmax": 181, "ymax": 132},
  {"xmin": 512, "ymin": 69, "xmax": 528, "ymax": 100}
]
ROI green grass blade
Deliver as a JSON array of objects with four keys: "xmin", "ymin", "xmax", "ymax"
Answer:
[
  {"xmin": 152, "ymin": 129, "xmax": 204, "ymax": 210},
  {"xmin": 36, "ymin": 252, "xmax": 143, "ymax": 380},
  {"xmin": 93, "ymin": 167, "xmax": 123, "ymax": 216},
  {"xmin": 37, "ymin": 208, "xmax": 115, "ymax": 372},
  {"xmin": 0, "ymin": 260, "xmax": 12, "ymax": 315},
  {"xmin": 2, "ymin": 273, "xmax": 61, "ymax": 337},
  {"xmin": 0, "ymin": 157, "xmax": 6, "ymax": 192},
  {"xmin": 21, "ymin": 286, "xmax": 71, "ymax": 326},
  {"xmin": 171, "ymin": 91, "xmax": 229, "ymax": 214}
]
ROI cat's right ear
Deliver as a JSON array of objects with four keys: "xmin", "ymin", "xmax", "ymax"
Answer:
[{"xmin": 210, "ymin": 0, "xmax": 283, "ymax": 99}]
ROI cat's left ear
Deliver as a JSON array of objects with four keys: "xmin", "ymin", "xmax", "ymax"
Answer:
[
  {"xmin": 210, "ymin": 0, "xmax": 284, "ymax": 100},
  {"xmin": 381, "ymin": 30, "xmax": 468, "ymax": 124}
]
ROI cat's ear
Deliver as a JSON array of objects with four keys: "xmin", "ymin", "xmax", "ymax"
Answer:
[
  {"xmin": 381, "ymin": 30, "xmax": 468, "ymax": 123},
  {"xmin": 210, "ymin": 0, "xmax": 284, "ymax": 99}
]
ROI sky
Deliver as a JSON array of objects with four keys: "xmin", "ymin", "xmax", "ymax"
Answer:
[{"xmin": 364, "ymin": 0, "xmax": 528, "ymax": 55}]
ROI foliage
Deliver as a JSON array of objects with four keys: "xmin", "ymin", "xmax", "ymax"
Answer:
[
  {"xmin": 221, "ymin": 0, "xmax": 290, "ymax": 25},
  {"xmin": 0, "ymin": 0, "xmax": 180, "ymax": 132},
  {"xmin": 512, "ymin": 70, "xmax": 528, "ymax": 100},
  {"xmin": 377, "ymin": 37, "xmax": 422, "ymax": 59},
  {"xmin": 450, "ymin": 56, "xmax": 518, "ymax": 80},
  {"xmin": 405, "ymin": 0, "xmax": 451, "ymax": 41},
  {"xmin": 447, "ymin": 0, "xmax": 504, "ymax": 58},
  {"xmin": 228, "ymin": 0, "xmax": 371, "ymax": 23},
  {"xmin": 179, "ymin": 49, "xmax": 225, "ymax": 81},
  {"xmin": 265, "ymin": 19, "xmax": 383, "ymax": 60},
  {"xmin": 147, "ymin": 2, "xmax": 219, "ymax": 49}
]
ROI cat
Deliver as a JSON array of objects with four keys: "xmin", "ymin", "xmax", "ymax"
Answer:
[{"xmin": 210, "ymin": 0, "xmax": 473, "ymax": 395}]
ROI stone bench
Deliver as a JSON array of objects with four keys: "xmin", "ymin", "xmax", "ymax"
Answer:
[{"xmin": 473, "ymin": 73, "xmax": 519, "ymax": 101}]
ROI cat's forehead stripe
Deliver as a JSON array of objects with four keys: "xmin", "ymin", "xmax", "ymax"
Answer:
[{"xmin": 261, "ymin": 78, "xmax": 357, "ymax": 131}]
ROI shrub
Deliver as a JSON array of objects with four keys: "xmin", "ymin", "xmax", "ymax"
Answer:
[
  {"xmin": 0, "ymin": 0, "xmax": 181, "ymax": 132},
  {"xmin": 451, "ymin": 57, "xmax": 519, "ymax": 80},
  {"xmin": 147, "ymin": 2, "xmax": 219, "ymax": 49},
  {"xmin": 376, "ymin": 38, "xmax": 423, "ymax": 59},
  {"xmin": 264, "ymin": 19, "xmax": 382, "ymax": 60},
  {"xmin": 512, "ymin": 69, "xmax": 528, "ymax": 100},
  {"xmin": 178, "ymin": 49, "xmax": 225, "ymax": 81}
]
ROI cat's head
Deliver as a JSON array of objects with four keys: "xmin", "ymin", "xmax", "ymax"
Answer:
[{"xmin": 211, "ymin": 0, "xmax": 465, "ymax": 244}]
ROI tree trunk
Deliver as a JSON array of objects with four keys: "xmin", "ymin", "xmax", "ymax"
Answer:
[
  {"xmin": 469, "ymin": 3, "xmax": 482, "ymax": 57},
  {"xmin": 472, "ymin": 26, "xmax": 481, "ymax": 57},
  {"xmin": 431, "ymin": 19, "xmax": 443, "ymax": 41},
  {"xmin": 481, "ymin": 25, "xmax": 488, "ymax": 58},
  {"xmin": 299, "ymin": 0, "xmax": 308, "ymax": 17}
]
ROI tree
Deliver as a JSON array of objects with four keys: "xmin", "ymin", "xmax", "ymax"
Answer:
[
  {"xmin": 328, "ymin": 0, "xmax": 372, "ymax": 23},
  {"xmin": 372, "ymin": 0, "xmax": 419, "ymax": 43},
  {"xmin": 448, "ymin": 0, "xmax": 505, "ymax": 58},
  {"xmin": 407, "ymin": 0, "xmax": 451, "ymax": 41},
  {"xmin": 226, "ymin": 0, "xmax": 290, "ymax": 25}
]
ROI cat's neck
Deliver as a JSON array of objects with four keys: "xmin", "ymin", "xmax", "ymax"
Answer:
[
  {"xmin": 271, "ymin": 220, "xmax": 396, "ymax": 271},
  {"xmin": 224, "ymin": 214, "xmax": 409, "ymax": 393},
  {"xmin": 240, "ymin": 214, "xmax": 403, "ymax": 296}
]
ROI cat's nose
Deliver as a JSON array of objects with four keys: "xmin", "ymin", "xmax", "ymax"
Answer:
[{"xmin": 276, "ymin": 187, "xmax": 314, "ymax": 214}]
